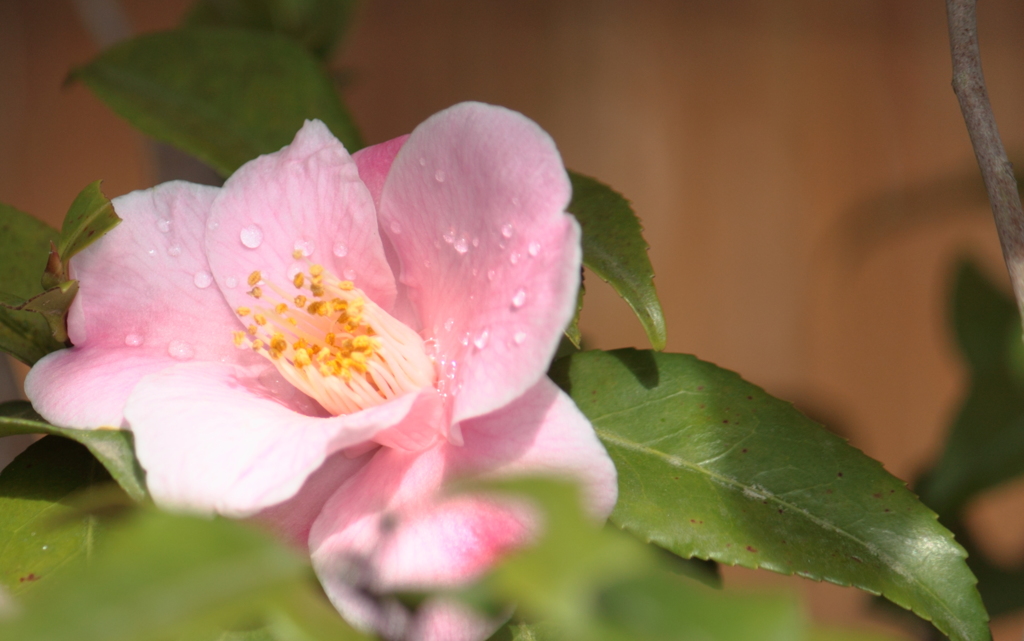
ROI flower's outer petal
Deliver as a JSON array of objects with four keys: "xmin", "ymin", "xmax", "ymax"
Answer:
[
  {"xmin": 254, "ymin": 448, "xmax": 376, "ymax": 549},
  {"xmin": 378, "ymin": 102, "xmax": 579, "ymax": 424},
  {"xmin": 126, "ymin": 361, "xmax": 436, "ymax": 517},
  {"xmin": 25, "ymin": 181, "xmax": 254, "ymax": 429},
  {"xmin": 309, "ymin": 378, "xmax": 616, "ymax": 639},
  {"xmin": 408, "ymin": 599, "xmax": 505, "ymax": 641},
  {"xmin": 205, "ymin": 120, "xmax": 397, "ymax": 317}
]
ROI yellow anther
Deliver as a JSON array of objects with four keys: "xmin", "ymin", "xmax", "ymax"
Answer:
[
  {"xmin": 254, "ymin": 314, "xmax": 267, "ymax": 326},
  {"xmin": 233, "ymin": 331, "xmax": 246, "ymax": 346},
  {"xmin": 292, "ymin": 248, "xmax": 304, "ymax": 260},
  {"xmin": 271, "ymin": 337, "xmax": 287, "ymax": 353},
  {"xmin": 293, "ymin": 273, "xmax": 305, "ymax": 288},
  {"xmin": 339, "ymin": 281, "xmax": 355, "ymax": 291},
  {"xmin": 330, "ymin": 299, "xmax": 347, "ymax": 312},
  {"xmin": 309, "ymin": 264, "xmax": 324, "ymax": 277},
  {"xmin": 307, "ymin": 301, "xmax": 324, "ymax": 315},
  {"xmin": 293, "ymin": 338, "xmax": 308, "ymax": 350},
  {"xmin": 236, "ymin": 307, "xmax": 251, "ymax": 316},
  {"xmin": 248, "ymin": 271, "xmax": 262, "ymax": 286},
  {"xmin": 249, "ymin": 286, "xmax": 263, "ymax": 299},
  {"xmin": 294, "ymin": 349, "xmax": 312, "ymax": 368},
  {"xmin": 248, "ymin": 324, "xmax": 258, "ymax": 335},
  {"xmin": 325, "ymin": 333, "xmax": 335, "ymax": 346},
  {"xmin": 274, "ymin": 303, "xmax": 288, "ymax": 314},
  {"xmin": 288, "ymin": 318, "xmax": 297, "ymax": 326},
  {"xmin": 310, "ymin": 344, "xmax": 321, "ymax": 355},
  {"xmin": 353, "ymin": 335, "xmax": 373, "ymax": 350},
  {"xmin": 252, "ymin": 339, "xmax": 264, "ymax": 350},
  {"xmin": 294, "ymin": 295, "xmax": 307, "ymax": 307},
  {"xmin": 311, "ymin": 283, "xmax": 325, "ymax": 297}
]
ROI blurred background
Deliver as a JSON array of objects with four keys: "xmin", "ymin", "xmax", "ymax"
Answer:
[{"xmin": 2, "ymin": 0, "xmax": 1024, "ymax": 638}]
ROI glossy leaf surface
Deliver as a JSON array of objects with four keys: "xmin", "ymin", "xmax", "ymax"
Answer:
[
  {"xmin": 550, "ymin": 349, "xmax": 990, "ymax": 641},
  {"xmin": 0, "ymin": 401, "xmax": 146, "ymax": 501},
  {"xmin": 0, "ymin": 437, "xmax": 111, "ymax": 595},
  {"xmin": 567, "ymin": 171, "xmax": 665, "ymax": 350}
]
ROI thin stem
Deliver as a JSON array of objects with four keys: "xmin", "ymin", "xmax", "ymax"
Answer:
[{"xmin": 946, "ymin": 0, "xmax": 1024, "ymax": 328}]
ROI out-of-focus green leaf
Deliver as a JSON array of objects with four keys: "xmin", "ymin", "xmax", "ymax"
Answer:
[
  {"xmin": 917, "ymin": 260, "xmax": 1024, "ymax": 517},
  {"xmin": 0, "ymin": 437, "xmax": 112, "ymax": 595},
  {"xmin": 1, "ymin": 280, "xmax": 80, "ymax": 343},
  {"xmin": 0, "ymin": 401, "xmax": 146, "ymax": 502},
  {"xmin": 564, "ymin": 282, "xmax": 584, "ymax": 349},
  {"xmin": 0, "ymin": 203, "xmax": 62, "ymax": 364},
  {"xmin": 184, "ymin": 0, "xmax": 358, "ymax": 61},
  {"xmin": 0, "ymin": 508, "xmax": 365, "ymax": 641},
  {"xmin": 567, "ymin": 172, "xmax": 665, "ymax": 351},
  {"xmin": 468, "ymin": 479, "xmax": 807, "ymax": 641},
  {"xmin": 806, "ymin": 629, "xmax": 908, "ymax": 641},
  {"xmin": 54, "ymin": 181, "xmax": 121, "ymax": 274},
  {"xmin": 549, "ymin": 349, "xmax": 990, "ymax": 641},
  {"xmin": 72, "ymin": 27, "xmax": 363, "ymax": 177}
]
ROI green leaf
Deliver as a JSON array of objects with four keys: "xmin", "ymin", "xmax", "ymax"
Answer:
[
  {"xmin": 549, "ymin": 349, "xmax": 990, "ymax": 641},
  {"xmin": 72, "ymin": 27, "xmax": 363, "ymax": 177},
  {"xmin": 0, "ymin": 401, "xmax": 146, "ymax": 502},
  {"xmin": 0, "ymin": 437, "xmax": 112, "ymax": 595},
  {"xmin": 567, "ymin": 171, "xmax": 666, "ymax": 351},
  {"xmin": 564, "ymin": 281, "xmax": 584, "ymax": 349},
  {"xmin": 0, "ymin": 280, "xmax": 80, "ymax": 344},
  {"xmin": 55, "ymin": 181, "xmax": 121, "ymax": 271},
  {"xmin": 0, "ymin": 509, "xmax": 359, "ymax": 641},
  {"xmin": 917, "ymin": 260, "xmax": 1024, "ymax": 516},
  {"xmin": 184, "ymin": 0, "xmax": 358, "ymax": 61},
  {"xmin": 0, "ymin": 203, "xmax": 63, "ymax": 364}
]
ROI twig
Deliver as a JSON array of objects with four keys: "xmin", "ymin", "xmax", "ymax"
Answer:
[{"xmin": 946, "ymin": 0, "xmax": 1024, "ymax": 327}]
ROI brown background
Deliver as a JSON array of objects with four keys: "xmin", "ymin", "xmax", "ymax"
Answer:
[{"xmin": 3, "ymin": 1, "xmax": 1024, "ymax": 638}]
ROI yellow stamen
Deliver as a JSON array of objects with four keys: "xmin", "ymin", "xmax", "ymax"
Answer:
[
  {"xmin": 248, "ymin": 271, "xmax": 262, "ymax": 286},
  {"xmin": 293, "ymin": 273, "xmax": 305, "ymax": 288},
  {"xmin": 237, "ymin": 307, "xmax": 251, "ymax": 316}
]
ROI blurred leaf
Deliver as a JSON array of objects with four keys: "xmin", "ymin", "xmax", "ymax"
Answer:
[
  {"xmin": 567, "ymin": 172, "xmax": 666, "ymax": 351},
  {"xmin": 0, "ymin": 203, "xmax": 62, "ymax": 364},
  {"xmin": 564, "ymin": 280, "xmax": 584, "ymax": 349},
  {"xmin": 72, "ymin": 27, "xmax": 363, "ymax": 177},
  {"xmin": 549, "ymin": 349, "xmax": 990, "ymax": 641},
  {"xmin": 184, "ymin": 0, "xmax": 358, "ymax": 61},
  {"xmin": 469, "ymin": 479, "xmax": 807, "ymax": 641},
  {"xmin": 806, "ymin": 629, "xmax": 908, "ymax": 641},
  {"xmin": 0, "ymin": 437, "xmax": 112, "ymax": 595},
  {"xmin": 1, "ymin": 280, "xmax": 80, "ymax": 344},
  {"xmin": 0, "ymin": 401, "xmax": 146, "ymax": 502},
  {"xmin": 55, "ymin": 181, "xmax": 121, "ymax": 274},
  {"xmin": 0, "ymin": 508, "xmax": 361, "ymax": 641},
  {"xmin": 917, "ymin": 260, "xmax": 1024, "ymax": 517}
]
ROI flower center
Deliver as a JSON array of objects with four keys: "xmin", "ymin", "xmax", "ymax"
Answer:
[{"xmin": 232, "ymin": 260, "xmax": 435, "ymax": 415}]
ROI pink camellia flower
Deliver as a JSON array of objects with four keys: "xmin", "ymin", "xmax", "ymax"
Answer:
[{"xmin": 25, "ymin": 102, "xmax": 617, "ymax": 640}]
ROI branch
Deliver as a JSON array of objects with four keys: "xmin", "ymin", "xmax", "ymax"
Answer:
[{"xmin": 946, "ymin": 0, "xmax": 1024, "ymax": 328}]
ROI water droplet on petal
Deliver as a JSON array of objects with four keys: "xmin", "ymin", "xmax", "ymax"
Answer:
[
  {"xmin": 528, "ymin": 241, "xmax": 541, "ymax": 256},
  {"xmin": 443, "ymin": 229, "xmax": 455, "ymax": 244},
  {"xmin": 390, "ymin": 220, "xmax": 403, "ymax": 234},
  {"xmin": 168, "ymin": 340, "xmax": 195, "ymax": 361},
  {"xmin": 514, "ymin": 331, "xmax": 527, "ymax": 345},
  {"xmin": 472, "ymin": 237, "xmax": 480, "ymax": 247},
  {"xmin": 444, "ymin": 317, "xmax": 454, "ymax": 331},
  {"xmin": 124, "ymin": 333, "xmax": 143, "ymax": 347},
  {"xmin": 240, "ymin": 224, "xmax": 263, "ymax": 248},
  {"xmin": 473, "ymin": 329, "xmax": 490, "ymax": 350},
  {"xmin": 147, "ymin": 249, "xmax": 157, "ymax": 257},
  {"xmin": 287, "ymin": 263, "xmax": 303, "ymax": 281},
  {"xmin": 460, "ymin": 332, "xmax": 471, "ymax": 347},
  {"xmin": 512, "ymin": 288, "xmax": 527, "ymax": 308},
  {"xmin": 157, "ymin": 218, "xmax": 171, "ymax": 233},
  {"xmin": 207, "ymin": 219, "xmax": 219, "ymax": 231},
  {"xmin": 509, "ymin": 252, "xmax": 520, "ymax": 265},
  {"xmin": 511, "ymin": 197, "xmax": 520, "ymax": 207},
  {"xmin": 193, "ymin": 271, "xmax": 213, "ymax": 288},
  {"xmin": 487, "ymin": 270, "xmax": 496, "ymax": 281},
  {"xmin": 167, "ymin": 245, "xmax": 182, "ymax": 257},
  {"xmin": 293, "ymin": 239, "xmax": 314, "ymax": 257},
  {"xmin": 343, "ymin": 268, "xmax": 356, "ymax": 280},
  {"xmin": 434, "ymin": 169, "xmax": 446, "ymax": 182},
  {"xmin": 332, "ymin": 241, "xmax": 349, "ymax": 257},
  {"xmin": 225, "ymin": 276, "xmax": 238, "ymax": 289},
  {"xmin": 454, "ymin": 237, "xmax": 469, "ymax": 254},
  {"xmin": 501, "ymin": 223, "xmax": 514, "ymax": 238},
  {"xmin": 419, "ymin": 157, "xmax": 427, "ymax": 166}
]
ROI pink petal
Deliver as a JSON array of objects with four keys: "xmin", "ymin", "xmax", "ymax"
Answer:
[
  {"xmin": 25, "ymin": 181, "xmax": 255, "ymax": 429},
  {"xmin": 377, "ymin": 103, "xmax": 580, "ymax": 424},
  {"xmin": 125, "ymin": 361, "xmax": 437, "ymax": 517},
  {"xmin": 205, "ymin": 120, "xmax": 397, "ymax": 319},
  {"xmin": 407, "ymin": 599, "xmax": 506, "ymax": 641},
  {"xmin": 353, "ymin": 135, "xmax": 409, "ymax": 212},
  {"xmin": 309, "ymin": 378, "xmax": 616, "ymax": 639}
]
